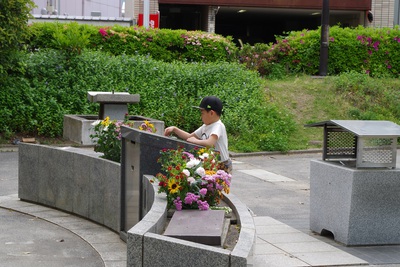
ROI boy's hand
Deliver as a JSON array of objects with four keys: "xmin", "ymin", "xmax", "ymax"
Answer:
[{"xmin": 164, "ymin": 126, "xmax": 175, "ymax": 136}]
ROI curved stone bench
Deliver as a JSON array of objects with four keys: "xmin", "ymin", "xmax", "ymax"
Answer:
[{"xmin": 18, "ymin": 143, "xmax": 255, "ymax": 266}]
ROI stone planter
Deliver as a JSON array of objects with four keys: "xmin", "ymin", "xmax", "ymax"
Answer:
[
  {"xmin": 128, "ymin": 175, "xmax": 255, "ymax": 267},
  {"xmin": 63, "ymin": 114, "xmax": 165, "ymax": 145}
]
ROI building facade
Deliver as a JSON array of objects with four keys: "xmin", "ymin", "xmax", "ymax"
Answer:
[{"xmin": 31, "ymin": 0, "xmax": 399, "ymax": 44}]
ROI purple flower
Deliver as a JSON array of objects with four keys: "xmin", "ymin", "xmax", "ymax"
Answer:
[
  {"xmin": 184, "ymin": 193, "xmax": 199, "ymax": 205},
  {"xmin": 373, "ymin": 41, "xmax": 380, "ymax": 51},
  {"xmin": 199, "ymin": 188, "xmax": 207, "ymax": 196},
  {"xmin": 174, "ymin": 197, "xmax": 182, "ymax": 211},
  {"xmin": 197, "ymin": 200, "xmax": 209, "ymax": 210},
  {"xmin": 182, "ymin": 151, "xmax": 195, "ymax": 159}
]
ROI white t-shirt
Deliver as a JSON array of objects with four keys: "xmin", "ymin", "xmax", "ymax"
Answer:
[{"xmin": 194, "ymin": 120, "xmax": 229, "ymax": 162}]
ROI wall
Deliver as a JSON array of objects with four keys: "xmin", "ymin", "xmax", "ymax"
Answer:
[{"xmin": 18, "ymin": 143, "xmax": 121, "ymax": 232}]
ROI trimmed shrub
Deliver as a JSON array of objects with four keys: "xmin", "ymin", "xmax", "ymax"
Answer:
[
  {"xmin": 26, "ymin": 22, "xmax": 238, "ymax": 63},
  {"xmin": 238, "ymin": 25, "xmax": 400, "ymax": 78},
  {"xmin": 1, "ymin": 49, "xmax": 295, "ymax": 152}
]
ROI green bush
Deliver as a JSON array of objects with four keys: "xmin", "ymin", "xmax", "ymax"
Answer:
[
  {"xmin": 238, "ymin": 26, "xmax": 400, "ymax": 78},
  {"xmin": 0, "ymin": 0, "xmax": 36, "ymax": 77},
  {"xmin": 1, "ymin": 49, "xmax": 295, "ymax": 152},
  {"xmin": 26, "ymin": 22, "xmax": 238, "ymax": 63}
]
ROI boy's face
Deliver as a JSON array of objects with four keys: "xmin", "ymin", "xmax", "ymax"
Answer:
[{"xmin": 200, "ymin": 109, "xmax": 215, "ymax": 125}]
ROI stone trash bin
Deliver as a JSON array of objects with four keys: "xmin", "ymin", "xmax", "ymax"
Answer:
[{"xmin": 305, "ymin": 120, "xmax": 400, "ymax": 246}]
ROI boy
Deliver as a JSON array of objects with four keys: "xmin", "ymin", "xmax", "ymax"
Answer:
[{"xmin": 164, "ymin": 96, "xmax": 232, "ymax": 173}]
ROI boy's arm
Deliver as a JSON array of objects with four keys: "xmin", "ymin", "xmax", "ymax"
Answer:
[
  {"xmin": 164, "ymin": 126, "xmax": 195, "ymax": 140},
  {"xmin": 187, "ymin": 134, "xmax": 218, "ymax": 147}
]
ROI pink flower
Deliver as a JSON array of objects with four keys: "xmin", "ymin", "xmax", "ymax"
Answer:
[
  {"xmin": 184, "ymin": 193, "xmax": 199, "ymax": 205},
  {"xmin": 199, "ymin": 188, "xmax": 207, "ymax": 196},
  {"xmin": 373, "ymin": 41, "xmax": 380, "ymax": 51},
  {"xmin": 173, "ymin": 197, "xmax": 182, "ymax": 211},
  {"xmin": 197, "ymin": 200, "xmax": 209, "ymax": 210},
  {"xmin": 99, "ymin": 28, "xmax": 107, "ymax": 37}
]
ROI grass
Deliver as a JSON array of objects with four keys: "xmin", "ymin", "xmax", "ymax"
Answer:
[{"xmin": 266, "ymin": 73, "xmax": 400, "ymax": 151}]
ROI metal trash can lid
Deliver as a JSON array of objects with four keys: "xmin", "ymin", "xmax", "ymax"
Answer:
[{"xmin": 305, "ymin": 120, "xmax": 400, "ymax": 137}]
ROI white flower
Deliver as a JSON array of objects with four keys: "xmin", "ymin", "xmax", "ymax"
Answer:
[
  {"xmin": 186, "ymin": 158, "xmax": 200, "ymax": 168},
  {"xmin": 182, "ymin": 169, "xmax": 190, "ymax": 177},
  {"xmin": 92, "ymin": 120, "xmax": 101, "ymax": 126},
  {"xmin": 187, "ymin": 177, "xmax": 195, "ymax": 184},
  {"xmin": 196, "ymin": 167, "xmax": 205, "ymax": 177},
  {"xmin": 103, "ymin": 126, "xmax": 109, "ymax": 131},
  {"xmin": 199, "ymin": 153, "xmax": 209, "ymax": 160}
]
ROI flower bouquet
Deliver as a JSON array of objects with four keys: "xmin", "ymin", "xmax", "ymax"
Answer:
[
  {"xmin": 90, "ymin": 115, "xmax": 156, "ymax": 163},
  {"xmin": 155, "ymin": 147, "xmax": 232, "ymax": 211},
  {"xmin": 139, "ymin": 120, "xmax": 156, "ymax": 133},
  {"xmin": 90, "ymin": 116, "xmax": 135, "ymax": 162}
]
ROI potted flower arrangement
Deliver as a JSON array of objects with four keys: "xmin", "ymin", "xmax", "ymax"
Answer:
[
  {"xmin": 90, "ymin": 115, "xmax": 156, "ymax": 162},
  {"xmin": 155, "ymin": 146, "xmax": 232, "ymax": 211},
  {"xmin": 138, "ymin": 120, "xmax": 157, "ymax": 133}
]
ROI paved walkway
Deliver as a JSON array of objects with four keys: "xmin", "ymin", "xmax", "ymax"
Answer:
[
  {"xmin": 2, "ymin": 146, "xmax": 400, "ymax": 266},
  {"xmin": 0, "ymin": 148, "xmax": 126, "ymax": 267},
  {"xmin": 231, "ymin": 151, "xmax": 400, "ymax": 267}
]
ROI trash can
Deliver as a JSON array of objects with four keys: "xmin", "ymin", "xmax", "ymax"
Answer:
[{"xmin": 306, "ymin": 120, "xmax": 400, "ymax": 245}]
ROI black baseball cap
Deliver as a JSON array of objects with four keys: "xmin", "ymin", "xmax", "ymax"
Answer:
[{"xmin": 193, "ymin": 96, "xmax": 223, "ymax": 114}]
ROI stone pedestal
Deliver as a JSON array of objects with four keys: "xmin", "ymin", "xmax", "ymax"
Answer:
[
  {"xmin": 87, "ymin": 91, "xmax": 140, "ymax": 120},
  {"xmin": 310, "ymin": 159, "xmax": 400, "ymax": 246}
]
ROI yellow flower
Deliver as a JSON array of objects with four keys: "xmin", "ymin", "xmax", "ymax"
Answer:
[
  {"xmin": 101, "ymin": 116, "xmax": 110, "ymax": 126},
  {"xmin": 198, "ymin": 148, "xmax": 207, "ymax": 155},
  {"xmin": 168, "ymin": 178, "xmax": 180, "ymax": 194},
  {"xmin": 145, "ymin": 120, "xmax": 152, "ymax": 127},
  {"xmin": 139, "ymin": 120, "xmax": 156, "ymax": 133},
  {"xmin": 205, "ymin": 170, "xmax": 216, "ymax": 175}
]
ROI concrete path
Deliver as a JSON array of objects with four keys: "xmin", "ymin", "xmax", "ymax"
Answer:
[
  {"xmin": 0, "ymin": 149, "xmax": 126, "ymax": 267},
  {"xmin": 231, "ymin": 151, "xmax": 400, "ymax": 267},
  {"xmin": 2, "ymin": 146, "xmax": 400, "ymax": 266}
]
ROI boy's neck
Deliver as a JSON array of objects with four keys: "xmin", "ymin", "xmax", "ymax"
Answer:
[{"xmin": 206, "ymin": 117, "xmax": 220, "ymax": 125}]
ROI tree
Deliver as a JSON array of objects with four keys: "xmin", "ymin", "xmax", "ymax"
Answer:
[{"xmin": 0, "ymin": 0, "xmax": 36, "ymax": 77}]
